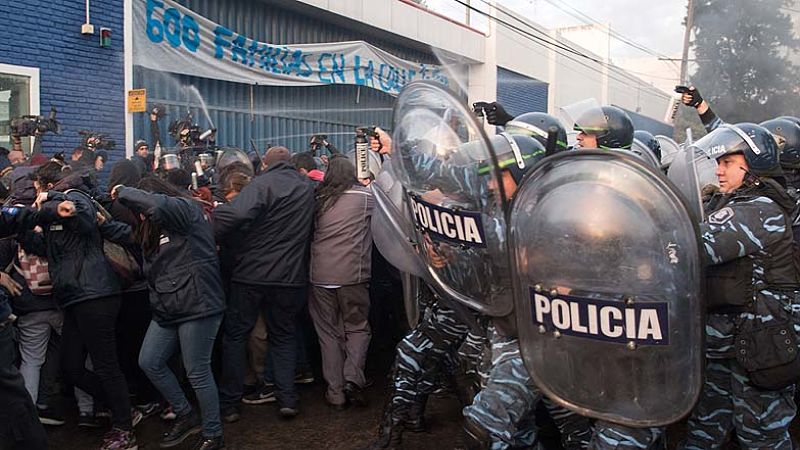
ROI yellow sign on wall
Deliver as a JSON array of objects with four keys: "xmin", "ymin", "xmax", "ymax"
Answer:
[{"xmin": 127, "ymin": 89, "xmax": 147, "ymax": 113}]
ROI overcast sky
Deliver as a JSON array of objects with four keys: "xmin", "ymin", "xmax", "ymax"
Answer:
[{"xmin": 495, "ymin": 0, "xmax": 687, "ymax": 58}]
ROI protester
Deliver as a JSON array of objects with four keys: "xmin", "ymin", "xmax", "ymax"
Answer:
[
  {"xmin": 309, "ymin": 156, "xmax": 375, "ymax": 409},
  {"xmin": 214, "ymin": 146, "xmax": 315, "ymax": 421},
  {"xmin": 26, "ymin": 161, "xmax": 139, "ymax": 450},
  {"xmin": 102, "ymin": 176, "xmax": 226, "ymax": 450}
]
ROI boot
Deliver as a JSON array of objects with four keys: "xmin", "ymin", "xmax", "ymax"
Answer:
[
  {"xmin": 404, "ymin": 395, "xmax": 428, "ymax": 433},
  {"xmin": 460, "ymin": 418, "xmax": 492, "ymax": 450},
  {"xmin": 364, "ymin": 405, "xmax": 405, "ymax": 450}
]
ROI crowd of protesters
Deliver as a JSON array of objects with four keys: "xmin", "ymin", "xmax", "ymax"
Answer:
[{"xmin": 0, "ymin": 129, "xmax": 392, "ymax": 450}]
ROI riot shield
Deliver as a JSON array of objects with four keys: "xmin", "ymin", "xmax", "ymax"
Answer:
[
  {"xmin": 371, "ymin": 159, "xmax": 428, "ymax": 279},
  {"xmin": 216, "ymin": 147, "xmax": 254, "ymax": 176},
  {"xmin": 667, "ymin": 146, "xmax": 705, "ymax": 221},
  {"xmin": 401, "ymin": 272, "xmax": 422, "ymax": 328},
  {"xmin": 511, "ymin": 150, "xmax": 703, "ymax": 427},
  {"xmin": 656, "ymin": 135, "xmax": 680, "ymax": 169},
  {"xmin": 392, "ymin": 81, "xmax": 512, "ymax": 316}
]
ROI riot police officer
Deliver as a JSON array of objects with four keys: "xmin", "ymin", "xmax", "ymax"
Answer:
[
  {"xmin": 463, "ymin": 113, "xmax": 593, "ymax": 450},
  {"xmin": 681, "ymin": 123, "xmax": 800, "ymax": 449}
]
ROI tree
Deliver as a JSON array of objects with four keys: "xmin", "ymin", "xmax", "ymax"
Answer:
[{"xmin": 690, "ymin": 0, "xmax": 799, "ymax": 123}]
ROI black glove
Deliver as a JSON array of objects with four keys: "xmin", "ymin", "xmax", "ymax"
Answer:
[
  {"xmin": 675, "ymin": 86, "xmax": 703, "ymax": 108},
  {"xmin": 485, "ymin": 102, "xmax": 514, "ymax": 126}
]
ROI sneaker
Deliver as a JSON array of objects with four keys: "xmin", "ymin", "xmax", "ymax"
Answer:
[
  {"xmin": 294, "ymin": 369, "xmax": 315, "ymax": 385},
  {"xmin": 37, "ymin": 406, "xmax": 66, "ymax": 426},
  {"xmin": 131, "ymin": 408, "xmax": 144, "ymax": 428},
  {"xmin": 137, "ymin": 402, "xmax": 161, "ymax": 420},
  {"xmin": 95, "ymin": 407, "xmax": 113, "ymax": 419},
  {"xmin": 161, "ymin": 405, "xmax": 177, "ymax": 421},
  {"xmin": 100, "ymin": 428, "xmax": 138, "ymax": 450},
  {"xmin": 279, "ymin": 406, "xmax": 299, "ymax": 419},
  {"xmin": 221, "ymin": 406, "xmax": 240, "ymax": 424},
  {"xmin": 241, "ymin": 384, "xmax": 276, "ymax": 405},
  {"xmin": 78, "ymin": 412, "xmax": 109, "ymax": 428},
  {"xmin": 344, "ymin": 381, "xmax": 367, "ymax": 407},
  {"xmin": 190, "ymin": 435, "xmax": 225, "ymax": 450},
  {"xmin": 243, "ymin": 383, "xmax": 258, "ymax": 396},
  {"xmin": 160, "ymin": 409, "xmax": 202, "ymax": 448}
]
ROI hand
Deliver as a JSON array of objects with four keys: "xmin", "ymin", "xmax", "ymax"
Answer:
[
  {"xmin": 0, "ymin": 272, "xmax": 22, "ymax": 297},
  {"xmin": 57, "ymin": 201, "xmax": 76, "ymax": 218},
  {"xmin": 358, "ymin": 178, "xmax": 371, "ymax": 186},
  {"xmin": 110, "ymin": 184, "xmax": 124, "ymax": 201},
  {"xmin": 96, "ymin": 212, "xmax": 106, "ymax": 225},
  {"xmin": 485, "ymin": 102, "xmax": 514, "ymax": 126},
  {"xmin": 375, "ymin": 127, "xmax": 392, "ymax": 155},
  {"xmin": 676, "ymin": 85, "xmax": 704, "ymax": 108},
  {"xmin": 34, "ymin": 192, "xmax": 48, "ymax": 210},
  {"xmin": 423, "ymin": 235, "xmax": 448, "ymax": 269},
  {"xmin": 320, "ymin": 154, "xmax": 330, "ymax": 167}
]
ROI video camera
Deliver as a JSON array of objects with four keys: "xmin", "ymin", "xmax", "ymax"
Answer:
[
  {"xmin": 79, "ymin": 130, "xmax": 115, "ymax": 151},
  {"xmin": 309, "ymin": 134, "xmax": 329, "ymax": 154},
  {"xmin": 9, "ymin": 107, "xmax": 61, "ymax": 138},
  {"xmin": 169, "ymin": 112, "xmax": 216, "ymax": 149}
]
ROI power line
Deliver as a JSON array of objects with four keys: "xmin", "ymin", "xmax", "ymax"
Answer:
[
  {"xmin": 452, "ymin": 0, "xmax": 671, "ymax": 100},
  {"xmin": 537, "ymin": 0, "xmax": 677, "ymax": 63}
]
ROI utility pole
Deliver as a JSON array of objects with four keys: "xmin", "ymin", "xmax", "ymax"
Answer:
[{"xmin": 679, "ymin": 0, "xmax": 695, "ymax": 85}]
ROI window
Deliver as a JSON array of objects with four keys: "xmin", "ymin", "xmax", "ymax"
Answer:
[{"xmin": 0, "ymin": 64, "xmax": 40, "ymax": 154}]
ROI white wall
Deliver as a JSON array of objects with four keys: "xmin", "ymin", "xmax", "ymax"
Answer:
[{"xmin": 291, "ymin": 0, "xmax": 670, "ymax": 126}]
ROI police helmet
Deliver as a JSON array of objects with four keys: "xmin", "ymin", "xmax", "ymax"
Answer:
[
  {"xmin": 574, "ymin": 106, "xmax": 634, "ymax": 150},
  {"xmin": 777, "ymin": 116, "xmax": 800, "ymax": 127},
  {"xmin": 760, "ymin": 117, "xmax": 800, "ymax": 169},
  {"xmin": 504, "ymin": 112, "xmax": 569, "ymax": 153},
  {"xmin": 706, "ymin": 123, "xmax": 782, "ymax": 178},
  {"xmin": 633, "ymin": 130, "xmax": 662, "ymax": 161},
  {"xmin": 478, "ymin": 133, "xmax": 546, "ymax": 184}
]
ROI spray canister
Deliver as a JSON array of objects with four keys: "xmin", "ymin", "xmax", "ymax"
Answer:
[
  {"xmin": 355, "ymin": 128, "xmax": 370, "ymax": 179},
  {"xmin": 664, "ymin": 92, "xmax": 682, "ymax": 125}
]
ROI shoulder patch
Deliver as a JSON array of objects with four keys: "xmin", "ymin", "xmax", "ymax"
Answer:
[{"xmin": 708, "ymin": 207, "xmax": 734, "ymax": 225}]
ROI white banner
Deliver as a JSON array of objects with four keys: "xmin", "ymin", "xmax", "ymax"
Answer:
[{"xmin": 133, "ymin": 0, "xmax": 452, "ymax": 95}]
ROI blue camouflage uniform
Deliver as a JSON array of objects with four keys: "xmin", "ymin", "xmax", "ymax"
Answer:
[
  {"xmin": 682, "ymin": 182, "xmax": 799, "ymax": 450},
  {"xmin": 463, "ymin": 325, "xmax": 593, "ymax": 450}
]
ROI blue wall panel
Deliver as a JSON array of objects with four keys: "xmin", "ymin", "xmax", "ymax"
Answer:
[
  {"xmin": 496, "ymin": 67, "xmax": 548, "ymax": 117},
  {"xmin": 0, "ymin": 0, "xmax": 125, "ymax": 167},
  {"xmin": 133, "ymin": 0, "xmax": 438, "ymax": 155}
]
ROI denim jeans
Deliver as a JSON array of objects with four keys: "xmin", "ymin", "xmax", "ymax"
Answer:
[
  {"xmin": 220, "ymin": 283, "xmax": 305, "ymax": 409},
  {"xmin": 139, "ymin": 314, "xmax": 223, "ymax": 438}
]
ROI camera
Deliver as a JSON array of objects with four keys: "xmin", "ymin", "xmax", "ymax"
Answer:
[
  {"xmin": 79, "ymin": 130, "xmax": 115, "ymax": 151},
  {"xmin": 150, "ymin": 104, "xmax": 167, "ymax": 120},
  {"xmin": 9, "ymin": 107, "xmax": 61, "ymax": 138}
]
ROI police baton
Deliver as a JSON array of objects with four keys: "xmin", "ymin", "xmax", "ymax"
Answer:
[{"xmin": 545, "ymin": 125, "xmax": 560, "ymax": 157}]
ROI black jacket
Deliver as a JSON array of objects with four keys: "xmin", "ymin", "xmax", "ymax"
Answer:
[
  {"xmin": 28, "ymin": 191, "xmax": 121, "ymax": 308},
  {"xmin": 213, "ymin": 162, "xmax": 315, "ymax": 287},
  {"xmin": 107, "ymin": 188, "xmax": 225, "ymax": 326}
]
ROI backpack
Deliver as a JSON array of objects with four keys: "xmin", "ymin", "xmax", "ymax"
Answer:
[{"xmin": 63, "ymin": 189, "xmax": 143, "ymax": 286}]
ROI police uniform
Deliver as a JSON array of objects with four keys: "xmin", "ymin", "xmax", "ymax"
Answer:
[
  {"xmin": 370, "ymin": 285, "xmax": 478, "ymax": 449},
  {"xmin": 463, "ymin": 325, "xmax": 593, "ymax": 450},
  {"xmin": 682, "ymin": 179, "xmax": 799, "ymax": 449}
]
